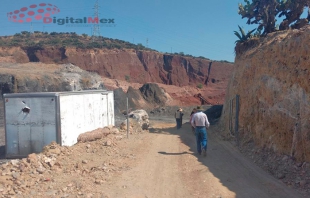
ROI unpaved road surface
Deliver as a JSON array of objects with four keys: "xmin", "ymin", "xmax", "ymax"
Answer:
[
  {"xmin": 105, "ymin": 121, "xmax": 303, "ymax": 198},
  {"xmin": 0, "ymin": 119, "xmax": 305, "ymax": 197}
]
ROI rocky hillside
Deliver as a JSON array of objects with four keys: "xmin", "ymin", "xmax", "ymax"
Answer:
[
  {"xmin": 0, "ymin": 33, "xmax": 235, "ymax": 112},
  {"xmin": 0, "ymin": 63, "xmax": 104, "ymax": 96},
  {"xmin": 220, "ymin": 26, "xmax": 310, "ymax": 162},
  {"xmin": 0, "ymin": 46, "xmax": 233, "ymax": 87},
  {"xmin": 0, "ymin": 32, "xmax": 234, "ymax": 102}
]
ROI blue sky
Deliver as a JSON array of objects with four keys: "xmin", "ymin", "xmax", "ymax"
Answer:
[{"xmin": 0, "ymin": 0, "xmax": 254, "ymax": 62}]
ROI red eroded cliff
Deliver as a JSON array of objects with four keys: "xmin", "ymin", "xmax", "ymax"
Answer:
[
  {"xmin": 0, "ymin": 46, "xmax": 234, "ymax": 104},
  {"xmin": 68, "ymin": 48, "xmax": 233, "ymax": 87},
  {"xmin": 0, "ymin": 47, "xmax": 233, "ymax": 86}
]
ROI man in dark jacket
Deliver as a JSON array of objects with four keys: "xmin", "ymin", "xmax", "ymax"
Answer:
[{"xmin": 175, "ymin": 108, "xmax": 184, "ymax": 129}]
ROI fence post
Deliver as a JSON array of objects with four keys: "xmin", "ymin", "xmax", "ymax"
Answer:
[
  {"xmin": 235, "ymin": 95, "xmax": 240, "ymax": 147},
  {"xmin": 127, "ymin": 96, "xmax": 129, "ymax": 139},
  {"xmin": 229, "ymin": 99, "xmax": 232, "ymax": 134}
]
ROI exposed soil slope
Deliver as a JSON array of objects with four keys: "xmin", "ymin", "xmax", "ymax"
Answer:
[{"xmin": 221, "ymin": 25, "xmax": 310, "ymax": 162}]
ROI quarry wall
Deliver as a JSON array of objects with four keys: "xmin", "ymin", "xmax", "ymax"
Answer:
[{"xmin": 221, "ymin": 27, "xmax": 310, "ymax": 162}]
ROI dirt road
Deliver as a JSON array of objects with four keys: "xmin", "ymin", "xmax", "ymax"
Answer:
[
  {"xmin": 0, "ymin": 120, "xmax": 305, "ymax": 197},
  {"xmin": 102, "ymin": 121, "xmax": 303, "ymax": 198}
]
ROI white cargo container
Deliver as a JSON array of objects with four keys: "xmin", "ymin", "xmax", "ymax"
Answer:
[{"xmin": 3, "ymin": 90, "xmax": 114, "ymax": 158}]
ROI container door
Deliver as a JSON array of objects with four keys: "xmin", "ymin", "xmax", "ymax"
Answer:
[
  {"xmin": 29, "ymin": 97, "xmax": 57, "ymax": 153},
  {"xmin": 5, "ymin": 98, "xmax": 31, "ymax": 157},
  {"xmin": 5, "ymin": 97, "xmax": 57, "ymax": 157}
]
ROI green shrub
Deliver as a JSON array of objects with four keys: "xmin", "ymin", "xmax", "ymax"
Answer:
[{"xmin": 125, "ymin": 75, "xmax": 130, "ymax": 82}]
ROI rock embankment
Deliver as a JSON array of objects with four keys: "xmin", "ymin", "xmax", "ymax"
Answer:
[{"xmin": 221, "ymin": 26, "xmax": 310, "ymax": 162}]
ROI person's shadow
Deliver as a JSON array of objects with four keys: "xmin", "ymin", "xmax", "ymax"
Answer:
[{"xmin": 158, "ymin": 151, "xmax": 189, "ymax": 155}]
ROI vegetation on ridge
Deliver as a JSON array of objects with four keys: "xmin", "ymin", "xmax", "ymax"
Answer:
[
  {"xmin": 0, "ymin": 31, "xmax": 218, "ymax": 61},
  {"xmin": 0, "ymin": 31, "xmax": 152, "ymax": 51},
  {"xmin": 234, "ymin": 0, "xmax": 310, "ymax": 55},
  {"xmin": 234, "ymin": 25, "xmax": 256, "ymax": 43},
  {"xmin": 236, "ymin": 0, "xmax": 310, "ymax": 40}
]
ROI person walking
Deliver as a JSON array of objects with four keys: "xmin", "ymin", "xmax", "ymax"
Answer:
[
  {"xmin": 179, "ymin": 108, "xmax": 184, "ymax": 128},
  {"xmin": 189, "ymin": 108, "xmax": 197, "ymax": 134},
  {"xmin": 175, "ymin": 108, "xmax": 184, "ymax": 129},
  {"xmin": 191, "ymin": 106, "xmax": 210, "ymax": 156}
]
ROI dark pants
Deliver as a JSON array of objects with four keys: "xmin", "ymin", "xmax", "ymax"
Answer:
[
  {"xmin": 191, "ymin": 126, "xmax": 195, "ymax": 134},
  {"xmin": 180, "ymin": 117, "xmax": 183, "ymax": 128},
  {"xmin": 176, "ymin": 118, "xmax": 181, "ymax": 129},
  {"xmin": 195, "ymin": 126, "xmax": 207, "ymax": 154}
]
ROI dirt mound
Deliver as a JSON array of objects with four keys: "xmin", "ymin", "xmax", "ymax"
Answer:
[
  {"xmin": 139, "ymin": 83, "xmax": 167, "ymax": 106},
  {"xmin": 0, "ymin": 122, "xmax": 145, "ymax": 197},
  {"xmin": 114, "ymin": 83, "xmax": 169, "ymax": 116},
  {"xmin": 127, "ymin": 86, "xmax": 151, "ymax": 109},
  {"xmin": 113, "ymin": 87, "xmax": 147, "ymax": 115},
  {"xmin": 77, "ymin": 126, "xmax": 119, "ymax": 143}
]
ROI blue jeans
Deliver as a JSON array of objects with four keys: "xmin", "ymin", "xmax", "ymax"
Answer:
[
  {"xmin": 195, "ymin": 126, "xmax": 207, "ymax": 154},
  {"xmin": 176, "ymin": 118, "xmax": 181, "ymax": 129}
]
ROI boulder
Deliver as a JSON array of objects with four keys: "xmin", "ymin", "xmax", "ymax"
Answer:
[
  {"xmin": 128, "ymin": 109, "xmax": 149, "ymax": 130},
  {"xmin": 120, "ymin": 118, "xmax": 143, "ymax": 133}
]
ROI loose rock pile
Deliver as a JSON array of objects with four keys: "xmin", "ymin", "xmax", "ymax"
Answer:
[
  {"xmin": 77, "ymin": 126, "xmax": 120, "ymax": 142},
  {"xmin": 240, "ymin": 141, "xmax": 310, "ymax": 196},
  {"xmin": 0, "ymin": 123, "xmax": 143, "ymax": 197}
]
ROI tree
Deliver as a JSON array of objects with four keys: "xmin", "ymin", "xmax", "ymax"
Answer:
[
  {"xmin": 278, "ymin": 0, "xmax": 310, "ymax": 30},
  {"xmin": 136, "ymin": 43, "xmax": 144, "ymax": 50},
  {"xmin": 21, "ymin": 31, "xmax": 30, "ymax": 35},
  {"xmin": 82, "ymin": 33, "xmax": 88, "ymax": 38},
  {"xmin": 238, "ymin": 0, "xmax": 310, "ymax": 36},
  {"xmin": 238, "ymin": 0, "xmax": 279, "ymax": 36}
]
